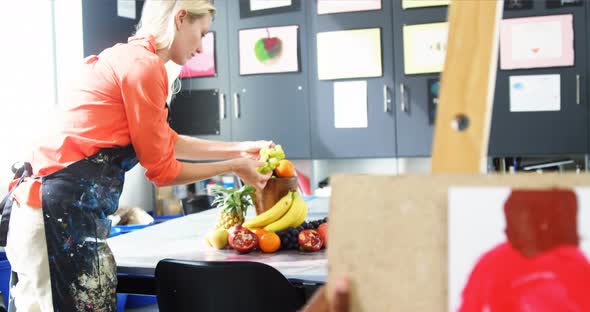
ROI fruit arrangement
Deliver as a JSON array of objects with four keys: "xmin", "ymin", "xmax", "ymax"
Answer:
[{"xmin": 204, "ymin": 144, "xmax": 325, "ymax": 253}]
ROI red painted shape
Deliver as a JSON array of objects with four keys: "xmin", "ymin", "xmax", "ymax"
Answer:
[{"xmin": 459, "ymin": 189, "xmax": 590, "ymax": 312}]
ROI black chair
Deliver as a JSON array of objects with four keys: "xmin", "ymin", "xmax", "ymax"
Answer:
[{"xmin": 155, "ymin": 259, "xmax": 307, "ymax": 312}]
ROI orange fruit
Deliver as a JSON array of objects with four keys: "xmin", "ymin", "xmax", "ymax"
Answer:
[
  {"xmin": 251, "ymin": 228, "xmax": 268, "ymax": 242},
  {"xmin": 259, "ymin": 232, "xmax": 281, "ymax": 253},
  {"xmin": 275, "ymin": 160, "xmax": 295, "ymax": 177}
]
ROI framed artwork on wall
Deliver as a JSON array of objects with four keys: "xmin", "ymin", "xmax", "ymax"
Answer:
[
  {"xmin": 179, "ymin": 32, "xmax": 216, "ymax": 78},
  {"xmin": 238, "ymin": 25, "xmax": 300, "ymax": 75},
  {"xmin": 239, "ymin": 0, "xmax": 300, "ymax": 18},
  {"xmin": 316, "ymin": 28, "xmax": 382, "ymax": 80},
  {"xmin": 317, "ymin": 0, "xmax": 381, "ymax": 15},
  {"xmin": 403, "ymin": 22, "xmax": 449, "ymax": 75},
  {"xmin": 500, "ymin": 14, "xmax": 574, "ymax": 70}
]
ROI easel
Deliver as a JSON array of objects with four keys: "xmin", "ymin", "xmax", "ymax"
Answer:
[{"xmin": 328, "ymin": 1, "xmax": 590, "ymax": 311}]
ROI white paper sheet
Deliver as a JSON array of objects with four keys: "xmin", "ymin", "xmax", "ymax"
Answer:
[
  {"xmin": 117, "ymin": 0, "xmax": 136, "ymax": 19},
  {"xmin": 509, "ymin": 74, "xmax": 560, "ymax": 112},
  {"xmin": 317, "ymin": 28, "xmax": 382, "ymax": 80},
  {"xmin": 333, "ymin": 81, "xmax": 368, "ymax": 128},
  {"xmin": 448, "ymin": 187, "xmax": 590, "ymax": 311},
  {"xmin": 250, "ymin": 0, "xmax": 292, "ymax": 11}
]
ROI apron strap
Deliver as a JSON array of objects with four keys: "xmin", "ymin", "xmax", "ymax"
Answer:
[{"xmin": 0, "ymin": 162, "xmax": 33, "ymax": 247}]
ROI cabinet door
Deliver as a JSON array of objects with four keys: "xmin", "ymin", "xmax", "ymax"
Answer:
[
  {"xmin": 227, "ymin": 1, "xmax": 311, "ymax": 159},
  {"xmin": 82, "ymin": 0, "xmax": 144, "ymax": 56},
  {"xmin": 392, "ymin": 4, "xmax": 448, "ymax": 157},
  {"xmin": 188, "ymin": 0, "xmax": 232, "ymax": 142},
  {"xmin": 489, "ymin": 5, "xmax": 588, "ymax": 156},
  {"xmin": 308, "ymin": 1, "xmax": 396, "ymax": 158}
]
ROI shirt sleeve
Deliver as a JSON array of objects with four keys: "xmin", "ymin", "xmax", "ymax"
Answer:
[{"xmin": 119, "ymin": 57, "xmax": 182, "ymax": 186}]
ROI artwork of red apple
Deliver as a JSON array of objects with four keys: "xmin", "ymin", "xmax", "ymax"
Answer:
[{"xmin": 254, "ymin": 28, "xmax": 283, "ymax": 65}]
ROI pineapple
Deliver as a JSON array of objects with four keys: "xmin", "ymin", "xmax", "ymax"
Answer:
[{"xmin": 211, "ymin": 184, "xmax": 255, "ymax": 230}]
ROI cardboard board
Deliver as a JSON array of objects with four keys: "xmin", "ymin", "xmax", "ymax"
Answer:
[{"xmin": 328, "ymin": 174, "xmax": 590, "ymax": 311}]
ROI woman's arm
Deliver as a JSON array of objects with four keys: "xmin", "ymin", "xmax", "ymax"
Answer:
[
  {"xmin": 166, "ymin": 157, "xmax": 272, "ymax": 190},
  {"xmin": 174, "ymin": 135, "xmax": 272, "ymax": 161}
]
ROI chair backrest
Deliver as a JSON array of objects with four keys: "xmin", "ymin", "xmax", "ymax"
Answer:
[{"xmin": 155, "ymin": 259, "xmax": 306, "ymax": 312}]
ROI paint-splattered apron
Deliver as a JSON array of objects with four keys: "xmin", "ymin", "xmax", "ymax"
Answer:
[{"xmin": 41, "ymin": 145, "xmax": 138, "ymax": 311}]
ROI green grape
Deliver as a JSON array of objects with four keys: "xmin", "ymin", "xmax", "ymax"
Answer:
[
  {"xmin": 268, "ymin": 157, "xmax": 279, "ymax": 170},
  {"xmin": 257, "ymin": 145, "xmax": 286, "ymax": 175}
]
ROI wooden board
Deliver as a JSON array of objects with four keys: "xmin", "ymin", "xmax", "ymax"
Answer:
[
  {"xmin": 431, "ymin": 0, "xmax": 503, "ymax": 173},
  {"xmin": 328, "ymin": 174, "xmax": 590, "ymax": 311}
]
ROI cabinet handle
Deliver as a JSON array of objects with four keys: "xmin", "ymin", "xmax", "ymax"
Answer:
[
  {"xmin": 400, "ymin": 83, "xmax": 407, "ymax": 112},
  {"xmin": 218, "ymin": 92, "xmax": 226, "ymax": 120},
  {"xmin": 576, "ymin": 75, "xmax": 580, "ymax": 105},
  {"xmin": 233, "ymin": 93, "xmax": 240, "ymax": 119},
  {"xmin": 383, "ymin": 85, "xmax": 391, "ymax": 112}
]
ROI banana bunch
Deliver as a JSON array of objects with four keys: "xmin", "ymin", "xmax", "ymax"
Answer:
[
  {"xmin": 264, "ymin": 192, "xmax": 307, "ymax": 232},
  {"xmin": 242, "ymin": 191, "xmax": 308, "ymax": 232},
  {"xmin": 242, "ymin": 191, "xmax": 294, "ymax": 229}
]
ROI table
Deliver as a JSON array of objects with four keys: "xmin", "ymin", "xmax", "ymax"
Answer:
[{"xmin": 109, "ymin": 196, "xmax": 329, "ymax": 295}]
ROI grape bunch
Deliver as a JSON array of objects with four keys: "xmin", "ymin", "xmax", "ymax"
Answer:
[
  {"xmin": 257, "ymin": 145, "xmax": 286, "ymax": 174},
  {"xmin": 301, "ymin": 218, "xmax": 328, "ymax": 230},
  {"xmin": 276, "ymin": 218, "xmax": 329, "ymax": 250},
  {"xmin": 276, "ymin": 227, "xmax": 300, "ymax": 250}
]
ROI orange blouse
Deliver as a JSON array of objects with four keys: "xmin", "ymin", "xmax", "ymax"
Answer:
[{"xmin": 11, "ymin": 35, "xmax": 182, "ymax": 208}]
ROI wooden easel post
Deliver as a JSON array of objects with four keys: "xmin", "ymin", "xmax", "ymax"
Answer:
[{"xmin": 432, "ymin": 0, "xmax": 504, "ymax": 174}]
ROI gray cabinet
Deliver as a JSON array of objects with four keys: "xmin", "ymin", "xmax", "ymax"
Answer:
[
  {"xmin": 392, "ymin": 5, "xmax": 447, "ymax": 157},
  {"xmin": 189, "ymin": 0, "xmax": 232, "ymax": 142},
  {"xmin": 308, "ymin": 1, "xmax": 397, "ymax": 158},
  {"xmin": 489, "ymin": 5, "xmax": 588, "ymax": 156},
  {"xmin": 225, "ymin": 1, "xmax": 311, "ymax": 159}
]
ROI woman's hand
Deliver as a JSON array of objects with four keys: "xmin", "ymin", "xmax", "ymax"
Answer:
[
  {"xmin": 231, "ymin": 157, "xmax": 272, "ymax": 191},
  {"xmin": 301, "ymin": 277, "xmax": 350, "ymax": 312},
  {"xmin": 237, "ymin": 140, "xmax": 274, "ymax": 159}
]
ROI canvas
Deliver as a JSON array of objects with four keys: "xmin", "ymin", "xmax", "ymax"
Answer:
[
  {"xmin": 238, "ymin": 25, "xmax": 299, "ymax": 75},
  {"xmin": 449, "ymin": 187, "xmax": 590, "ymax": 311}
]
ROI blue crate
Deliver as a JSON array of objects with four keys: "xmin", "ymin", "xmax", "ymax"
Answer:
[{"xmin": 0, "ymin": 252, "xmax": 10, "ymax": 306}]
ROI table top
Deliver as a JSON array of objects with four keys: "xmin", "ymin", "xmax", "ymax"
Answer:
[{"xmin": 109, "ymin": 196, "xmax": 329, "ymax": 283}]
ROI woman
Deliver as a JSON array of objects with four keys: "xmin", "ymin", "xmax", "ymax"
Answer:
[{"xmin": 4, "ymin": 1, "xmax": 272, "ymax": 310}]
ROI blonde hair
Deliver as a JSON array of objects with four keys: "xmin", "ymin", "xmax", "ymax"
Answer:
[
  {"xmin": 135, "ymin": 0, "xmax": 216, "ymax": 103},
  {"xmin": 136, "ymin": 0, "xmax": 216, "ymax": 50}
]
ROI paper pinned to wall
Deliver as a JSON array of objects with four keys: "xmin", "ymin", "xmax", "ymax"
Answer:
[
  {"xmin": 250, "ymin": 0, "xmax": 292, "ymax": 11},
  {"xmin": 117, "ymin": 0, "xmax": 136, "ymax": 19},
  {"xmin": 403, "ymin": 22, "xmax": 449, "ymax": 75},
  {"xmin": 239, "ymin": 25, "xmax": 299, "ymax": 75},
  {"xmin": 334, "ymin": 80, "xmax": 368, "ymax": 128},
  {"xmin": 402, "ymin": 0, "xmax": 450, "ymax": 9},
  {"xmin": 317, "ymin": 0, "xmax": 381, "ymax": 15},
  {"xmin": 500, "ymin": 14, "xmax": 574, "ymax": 69},
  {"xmin": 509, "ymin": 74, "xmax": 561, "ymax": 112},
  {"xmin": 317, "ymin": 28, "xmax": 382, "ymax": 80}
]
